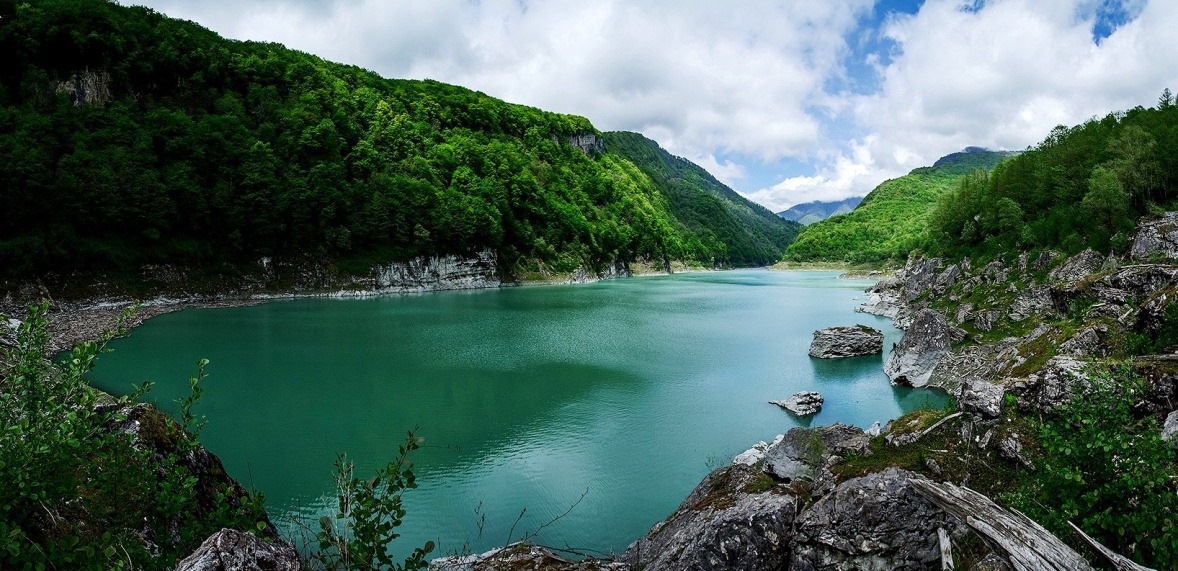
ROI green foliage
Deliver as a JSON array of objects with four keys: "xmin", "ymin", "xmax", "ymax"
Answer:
[
  {"xmin": 1006, "ymin": 366, "xmax": 1178, "ymax": 567},
  {"xmin": 0, "ymin": 303, "xmax": 267, "ymax": 570},
  {"xmin": 784, "ymin": 149, "xmax": 1012, "ymax": 264},
  {"xmin": 929, "ymin": 96, "xmax": 1178, "ymax": 257},
  {"xmin": 601, "ymin": 131, "xmax": 800, "ymax": 266},
  {"xmin": 315, "ymin": 431, "xmax": 434, "ymax": 571}
]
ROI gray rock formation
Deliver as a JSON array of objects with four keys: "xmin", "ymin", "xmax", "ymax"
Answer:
[
  {"xmin": 884, "ymin": 309, "xmax": 956, "ymax": 387},
  {"xmin": 762, "ymin": 424, "xmax": 869, "ymax": 482},
  {"xmin": 790, "ymin": 468, "xmax": 964, "ymax": 570},
  {"xmin": 770, "ymin": 391, "xmax": 824, "ymax": 416},
  {"xmin": 958, "ymin": 378, "xmax": 1005, "ymax": 418},
  {"xmin": 431, "ymin": 544, "xmax": 623, "ymax": 571},
  {"xmin": 1059, "ymin": 327, "xmax": 1105, "ymax": 358},
  {"xmin": 932, "ymin": 264, "xmax": 960, "ymax": 295},
  {"xmin": 175, "ymin": 528, "xmax": 300, "ymax": 571},
  {"xmin": 1130, "ymin": 211, "xmax": 1178, "ymax": 261},
  {"xmin": 373, "ymin": 249, "xmax": 499, "ymax": 292},
  {"xmin": 1163, "ymin": 411, "xmax": 1178, "ymax": 444},
  {"xmin": 1022, "ymin": 356, "xmax": 1089, "ymax": 411},
  {"xmin": 1009, "ymin": 285, "xmax": 1053, "ymax": 321},
  {"xmin": 621, "ymin": 464, "xmax": 797, "ymax": 571},
  {"xmin": 808, "ymin": 325, "xmax": 884, "ymax": 358},
  {"xmin": 1033, "ymin": 250, "xmax": 1063, "ymax": 273},
  {"xmin": 733, "ymin": 436, "xmax": 780, "ymax": 466},
  {"xmin": 567, "ymin": 132, "xmax": 606, "ymax": 155},
  {"xmin": 1049, "ymin": 249, "xmax": 1104, "ymax": 284}
]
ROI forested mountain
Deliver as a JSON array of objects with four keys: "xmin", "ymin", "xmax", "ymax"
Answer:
[
  {"xmin": 782, "ymin": 148, "xmax": 1012, "ymax": 264},
  {"xmin": 602, "ymin": 132, "xmax": 800, "ymax": 266},
  {"xmin": 777, "ymin": 197, "xmax": 863, "ymax": 225},
  {"xmin": 927, "ymin": 100, "xmax": 1178, "ymax": 258},
  {"xmin": 0, "ymin": 0, "xmax": 794, "ymax": 291}
]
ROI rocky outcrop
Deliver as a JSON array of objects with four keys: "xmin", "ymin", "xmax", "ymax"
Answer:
[
  {"xmin": 1009, "ymin": 285, "xmax": 1053, "ymax": 321},
  {"xmin": 762, "ymin": 423, "xmax": 869, "ymax": 482},
  {"xmin": 770, "ymin": 391, "xmax": 824, "ymax": 416},
  {"xmin": 808, "ymin": 325, "xmax": 883, "ymax": 358},
  {"xmin": 790, "ymin": 468, "xmax": 964, "ymax": 570},
  {"xmin": 958, "ymin": 378, "xmax": 1005, "ymax": 418},
  {"xmin": 1018, "ymin": 356, "xmax": 1089, "ymax": 411},
  {"xmin": 431, "ymin": 544, "xmax": 622, "ymax": 571},
  {"xmin": 56, "ymin": 68, "xmax": 112, "ymax": 106},
  {"xmin": 621, "ymin": 464, "xmax": 797, "ymax": 571},
  {"xmin": 1049, "ymin": 249, "xmax": 1104, "ymax": 284},
  {"xmin": 733, "ymin": 436, "xmax": 780, "ymax": 466},
  {"xmin": 373, "ymin": 249, "xmax": 499, "ymax": 292},
  {"xmin": 567, "ymin": 132, "xmax": 606, "ymax": 155},
  {"xmin": 1130, "ymin": 212, "xmax": 1178, "ymax": 261},
  {"xmin": 1163, "ymin": 411, "xmax": 1178, "ymax": 444},
  {"xmin": 175, "ymin": 528, "xmax": 300, "ymax": 571},
  {"xmin": 884, "ymin": 309, "xmax": 957, "ymax": 387}
]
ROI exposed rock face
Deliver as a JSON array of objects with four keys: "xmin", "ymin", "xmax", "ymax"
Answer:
[
  {"xmin": 770, "ymin": 391, "xmax": 824, "ymax": 416},
  {"xmin": 884, "ymin": 309, "xmax": 956, "ymax": 387},
  {"xmin": 175, "ymin": 528, "xmax": 300, "ymax": 571},
  {"xmin": 763, "ymin": 424, "xmax": 869, "ymax": 482},
  {"xmin": 431, "ymin": 544, "xmax": 623, "ymax": 571},
  {"xmin": 958, "ymin": 378, "xmax": 1004, "ymax": 419},
  {"xmin": 790, "ymin": 468, "xmax": 963, "ymax": 571},
  {"xmin": 808, "ymin": 325, "xmax": 883, "ymax": 358},
  {"xmin": 1059, "ymin": 327, "xmax": 1105, "ymax": 358},
  {"xmin": 1049, "ymin": 249, "xmax": 1104, "ymax": 284},
  {"xmin": 621, "ymin": 464, "xmax": 797, "ymax": 571},
  {"xmin": 1130, "ymin": 212, "xmax": 1178, "ymax": 261},
  {"xmin": 567, "ymin": 132, "xmax": 606, "ymax": 155},
  {"xmin": 733, "ymin": 436, "xmax": 781, "ymax": 466},
  {"xmin": 1163, "ymin": 411, "xmax": 1178, "ymax": 444},
  {"xmin": 1022, "ymin": 356, "xmax": 1089, "ymax": 411},
  {"xmin": 1009, "ymin": 285, "xmax": 1053, "ymax": 321},
  {"xmin": 932, "ymin": 264, "xmax": 960, "ymax": 295},
  {"xmin": 56, "ymin": 68, "xmax": 113, "ymax": 106},
  {"xmin": 373, "ymin": 249, "xmax": 499, "ymax": 292}
]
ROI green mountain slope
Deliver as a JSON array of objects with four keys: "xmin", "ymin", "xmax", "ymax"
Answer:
[
  {"xmin": 602, "ymin": 132, "xmax": 801, "ymax": 266},
  {"xmin": 782, "ymin": 148, "xmax": 1013, "ymax": 264},
  {"xmin": 777, "ymin": 196, "xmax": 863, "ymax": 225},
  {"xmin": 0, "ymin": 0, "xmax": 791, "ymax": 289}
]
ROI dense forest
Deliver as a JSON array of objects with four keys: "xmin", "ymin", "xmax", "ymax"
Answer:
[
  {"xmin": 602, "ymin": 132, "xmax": 800, "ymax": 267},
  {"xmin": 0, "ymin": 0, "xmax": 795, "ymax": 291},
  {"xmin": 928, "ymin": 96, "xmax": 1178, "ymax": 258},
  {"xmin": 782, "ymin": 148, "xmax": 1012, "ymax": 264}
]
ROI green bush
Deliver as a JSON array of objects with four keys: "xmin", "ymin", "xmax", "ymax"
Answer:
[{"xmin": 1005, "ymin": 366, "xmax": 1178, "ymax": 567}]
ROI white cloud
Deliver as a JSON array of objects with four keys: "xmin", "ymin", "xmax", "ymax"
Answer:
[{"xmin": 753, "ymin": 0, "xmax": 1178, "ymax": 210}]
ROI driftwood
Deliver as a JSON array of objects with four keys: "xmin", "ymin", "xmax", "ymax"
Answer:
[
  {"xmin": 937, "ymin": 527, "xmax": 954, "ymax": 570},
  {"xmin": 910, "ymin": 479, "xmax": 1093, "ymax": 571},
  {"xmin": 1068, "ymin": 522, "xmax": 1156, "ymax": 571}
]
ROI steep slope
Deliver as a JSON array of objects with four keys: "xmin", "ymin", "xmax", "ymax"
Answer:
[
  {"xmin": 777, "ymin": 196, "xmax": 863, "ymax": 225},
  {"xmin": 0, "ymin": 0, "xmax": 784, "ymax": 293},
  {"xmin": 782, "ymin": 148, "xmax": 1012, "ymax": 264},
  {"xmin": 602, "ymin": 132, "xmax": 801, "ymax": 266}
]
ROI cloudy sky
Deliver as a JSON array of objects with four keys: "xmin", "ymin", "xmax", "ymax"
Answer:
[{"xmin": 130, "ymin": 0, "xmax": 1178, "ymax": 211}]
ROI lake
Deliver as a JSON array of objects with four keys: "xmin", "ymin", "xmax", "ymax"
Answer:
[{"xmin": 88, "ymin": 269, "xmax": 944, "ymax": 559}]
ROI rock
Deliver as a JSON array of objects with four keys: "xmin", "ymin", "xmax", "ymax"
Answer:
[
  {"xmin": 1163, "ymin": 411, "xmax": 1178, "ymax": 444},
  {"xmin": 933, "ymin": 264, "xmax": 960, "ymax": 295},
  {"xmin": 982, "ymin": 260, "xmax": 1006, "ymax": 284},
  {"xmin": 432, "ymin": 544, "xmax": 623, "ymax": 571},
  {"xmin": 808, "ymin": 325, "xmax": 884, "ymax": 358},
  {"xmin": 954, "ymin": 303, "xmax": 974, "ymax": 325},
  {"xmin": 733, "ymin": 436, "xmax": 781, "ymax": 466},
  {"xmin": 175, "ymin": 528, "xmax": 300, "ymax": 571},
  {"xmin": 958, "ymin": 378, "xmax": 1005, "ymax": 418},
  {"xmin": 373, "ymin": 249, "xmax": 499, "ymax": 292},
  {"xmin": 1023, "ymin": 356, "xmax": 1089, "ymax": 411},
  {"xmin": 884, "ymin": 309, "xmax": 955, "ymax": 387},
  {"xmin": 769, "ymin": 391, "xmax": 824, "ymax": 416},
  {"xmin": 762, "ymin": 423, "xmax": 869, "ymax": 482},
  {"xmin": 789, "ymin": 468, "xmax": 964, "ymax": 570},
  {"xmin": 1129, "ymin": 211, "xmax": 1178, "ymax": 261},
  {"xmin": 1033, "ymin": 250, "xmax": 1063, "ymax": 273},
  {"xmin": 901, "ymin": 258, "xmax": 943, "ymax": 303},
  {"xmin": 621, "ymin": 464, "xmax": 796, "ymax": 571},
  {"xmin": 1009, "ymin": 285, "xmax": 1053, "ymax": 321},
  {"xmin": 1017, "ymin": 252, "xmax": 1029, "ymax": 274},
  {"xmin": 866, "ymin": 421, "xmax": 882, "ymax": 437},
  {"xmin": 927, "ymin": 337, "xmax": 1023, "ymax": 394},
  {"xmin": 997, "ymin": 434, "xmax": 1034, "ymax": 469},
  {"xmin": 972, "ymin": 310, "xmax": 1000, "ymax": 332},
  {"xmin": 1059, "ymin": 327, "xmax": 1105, "ymax": 358},
  {"xmin": 1048, "ymin": 249, "xmax": 1104, "ymax": 284}
]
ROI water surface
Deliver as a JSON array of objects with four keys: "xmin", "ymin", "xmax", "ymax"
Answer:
[{"xmin": 89, "ymin": 270, "xmax": 943, "ymax": 558}]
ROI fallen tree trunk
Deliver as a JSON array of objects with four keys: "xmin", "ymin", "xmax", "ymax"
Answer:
[{"xmin": 1068, "ymin": 522, "xmax": 1155, "ymax": 571}]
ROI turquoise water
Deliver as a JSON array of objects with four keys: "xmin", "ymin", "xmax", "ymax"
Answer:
[{"xmin": 88, "ymin": 269, "xmax": 943, "ymax": 559}]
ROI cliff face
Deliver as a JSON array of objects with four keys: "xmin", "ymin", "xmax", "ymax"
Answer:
[{"xmin": 373, "ymin": 249, "xmax": 500, "ymax": 292}]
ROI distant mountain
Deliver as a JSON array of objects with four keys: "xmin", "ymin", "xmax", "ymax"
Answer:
[
  {"xmin": 782, "ymin": 148, "xmax": 1013, "ymax": 264},
  {"xmin": 602, "ymin": 132, "xmax": 802, "ymax": 266},
  {"xmin": 777, "ymin": 197, "xmax": 864, "ymax": 225}
]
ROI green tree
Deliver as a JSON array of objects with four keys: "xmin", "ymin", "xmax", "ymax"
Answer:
[{"xmin": 1081, "ymin": 167, "xmax": 1131, "ymax": 232}]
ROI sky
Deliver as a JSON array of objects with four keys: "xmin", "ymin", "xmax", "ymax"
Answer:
[{"xmin": 129, "ymin": 0, "xmax": 1178, "ymax": 212}]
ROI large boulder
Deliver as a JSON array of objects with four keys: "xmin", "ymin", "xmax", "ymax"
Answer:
[
  {"xmin": 621, "ymin": 464, "xmax": 797, "ymax": 571},
  {"xmin": 789, "ymin": 468, "xmax": 964, "ymax": 570},
  {"xmin": 1009, "ymin": 285, "xmax": 1053, "ymax": 321},
  {"xmin": 770, "ymin": 391, "xmax": 824, "ymax": 416},
  {"xmin": 1130, "ymin": 212, "xmax": 1178, "ymax": 261},
  {"xmin": 175, "ymin": 529, "xmax": 300, "ymax": 571},
  {"xmin": 1163, "ymin": 411, "xmax": 1178, "ymax": 444},
  {"xmin": 1048, "ymin": 249, "xmax": 1104, "ymax": 284},
  {"xmin": 958, "ymin": 378, "xmax": 1005, "ymax": 419},
  {"xmin": 808, "ymin": 325, "xmax": 884, "ymax": 358},
  {"xmin": 884, "ymin": 310, "xmax": 956, "ymax": 387},
  {"xmin": 762, "ymin": 424, "xmax": 869, "ymax": 482},
  {"xmin": 1021, "ymin": 356, "xmax": 1089, "ymax": 411}
]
